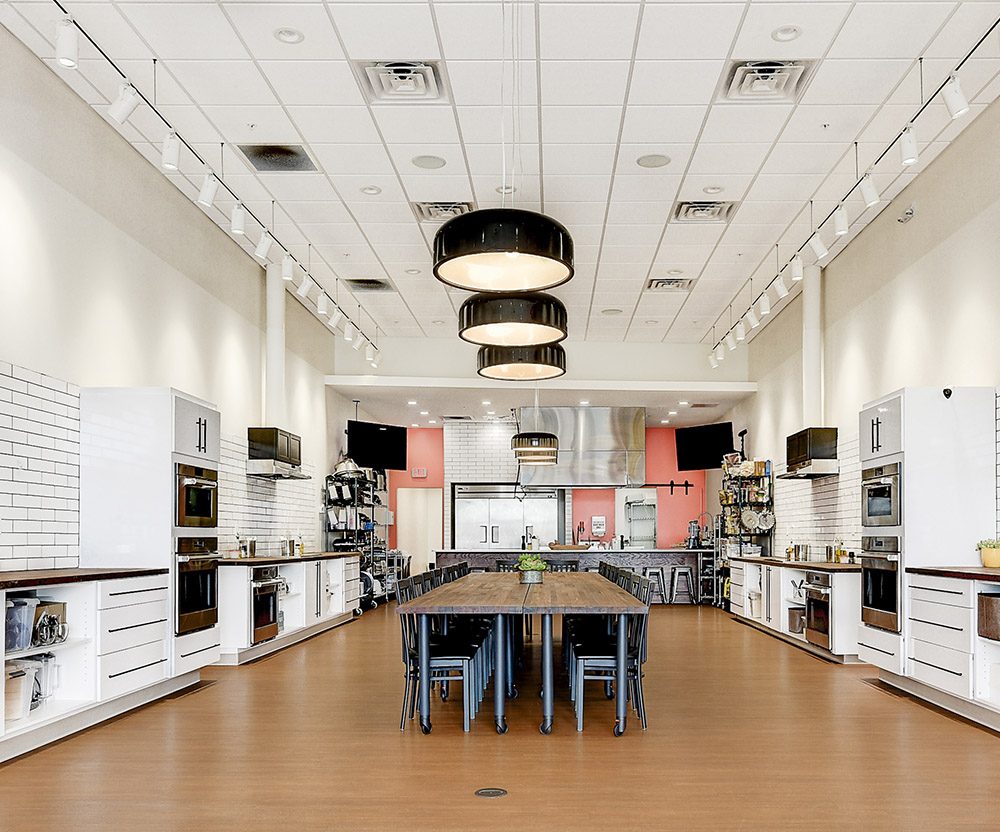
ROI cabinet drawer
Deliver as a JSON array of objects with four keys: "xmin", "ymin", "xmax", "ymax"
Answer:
[
  {"xmin": 730, "ymin": 568, "xmax": 744, "ymax": 588},
  {"xmin": 857, "ymin": 624, "xmax": 904, "ymax": 674},
  {"xmin": 908, "ymin": 575, "xmax": 974, "ymax": 608},
  {"xmin": 99, "ymin": 640, "xmax": 168, "ymax": 700},
  {"xmin": 730, "ymin": 585, "xmax": 744, "ymax": 606},
  {"xmin": 907, "ymin": 599, "xmax": 974, "ymax": 653},
  {"xmin": 99, "ymin": 574, "xmax": 170, "ymax": 610},
  {"xmin": 908, "ymin": 637, "xmax": 972, "ymax": 676},
  {"xmin": 907, "ymin": 640, "xmax": 973, "ymax": 699},
  {"xmin": 174, "ymin": 626, "xmax": 221, "ymax": 676},
  {"xmin": 99, "ymin": 599, "xmax": 169, "ymax": 655}
]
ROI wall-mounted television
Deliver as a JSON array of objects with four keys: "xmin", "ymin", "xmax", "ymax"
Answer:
[
  {"xmin": 675, "ymin": 422, "xmax": 735, "ymax": 471},
  {"xmin": 347, "ymin": 420, "xmax": 407, "ymax": 471}
]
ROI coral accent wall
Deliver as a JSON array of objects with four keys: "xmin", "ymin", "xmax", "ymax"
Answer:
[
  {"xmin": 571, "ymin": 428, "xmax": 708, "ymax": 548},
  {"xmin": 387, "ymin": 428, "xmax": 444, "ymax": 548}
]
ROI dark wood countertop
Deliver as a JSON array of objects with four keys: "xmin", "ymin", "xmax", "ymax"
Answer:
[
  {"xmin": 0, "ymin": 567, "xmax": 169, "ymax": 590},
  {"xmin": 218, "ymin": 551, "xmax": 361, "ymax": 566},
  {"xmin": 435, "ymin": 548, "xmax": 714, "ymax": 555},
  {"xmin": 728, "ymin": 556, "xmax": 861, "ymax": 572},
  {"xmin": 906, "ymin": 566, "xmax": 1000, "ymax": 583}
]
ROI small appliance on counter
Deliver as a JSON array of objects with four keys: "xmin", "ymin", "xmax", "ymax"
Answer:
[{"xmin": 686, "ymin": 520, "xmax": 701, "ymax": 550}]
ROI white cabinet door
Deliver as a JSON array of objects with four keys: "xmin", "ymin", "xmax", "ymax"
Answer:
[
  {"xmin": 765, "ymin": 566, "xmax": 782, "ymax": 630},
  {"xmin": 303, "ymin": 560, "xmax": 320, "ymax": 623},
  {"xmin": 859, "ymin": 396, "xmax": 902, "ymax": 463},
  {"xmin": 320, "ymin": 560, "xmax": 345, "ymax": 619},
  {"xmin": 173, "ymin": 396, "xmax": 221, "ymax": 464}
]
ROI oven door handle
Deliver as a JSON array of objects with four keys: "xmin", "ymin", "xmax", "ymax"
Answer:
[
  {"xmin": 806, "ymin": 588, "xmax": 830, "ymax": 599},
  {"xmin": 253, "ymin": 579, "xmax": 283, "ymax": 591},
  {"xmin": 180, "ymin": 477, "xmax": 218, "ymax": 489},
  {"xmin": 178, "ymin": 554, "xmax": 219, "ymax": 563}
]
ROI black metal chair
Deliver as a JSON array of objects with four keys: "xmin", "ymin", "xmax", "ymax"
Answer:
[
  {"xmin": 549, "ymin": 560, "xmax": 579, "ymax": 573},
  {"xmin": 495, "ymin": 560, "xmax": 517, "ymax": 572}
]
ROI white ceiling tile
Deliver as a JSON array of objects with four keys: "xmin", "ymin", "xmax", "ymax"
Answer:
[
  {"xmin": 610, "ymin": 174, "xmax": 682, "ymax": 202},
  {"xmin": 721, "ymin": 224, "xmax": 785, "ymax": 247},
  {"xmin": 660, "ymin": 224, "xmax": 725, "ymax": 246},
  {"xmin": 157, "ymin": 105, "xmax": 223, "ymax": 144},
  {"xmin": 223, "ymin": 3, "xmax": 345, "ymax": 60},
  {"xmin": 465, "ymin": 143, "xmax": 541, "ymax": 175},
  {"xmin": 256, "ymin": 173, "xmax": 339, "ymax": 202},
  {"xmin": 374, "ymin": 105, "xmax": 460, "ymax": 144},
  {"xmin": 539, "ymin": 3, "xmax": 641, "ymax": 60},
  {"xmin": 620, "ymin": 105, "xmax": 706, "ymax": 143},
  {"xmin": 446, "ymin": 61, "xmax": 537, "ymax": 107},
  {"xmin": 732, "ymin": 2, "xmax": 852, "ymax": 60},
  {"xmin": 614, "ymin": 143, "xmax": 694, "ymax": 174},
  {"xmin": 600, "ymin": 245, "xmax": 657, "ymax": 264},
  {"xmin": 678, "ymin": 173, "xmax": 753, "ymax": 201},
  {"xmin": 455, "ymin": 105, "xmax": 539, "ymax": 143},
  {"xmin": 201, "ymin": 105, "xmax": 299, "ymax": 142},
  {"xmin": 281, "ymin": 200, "xmax": 354, "ymax": 225},
  {"xmin": 733, "ymin": 200, "xmax": 807, "ymax": 227},
  {"xmin": 287, "ymin": 106, "xmax": 382, "ymax": 144},
  {"xmin": 542, "ymin": 144, "xmax": 618, "ymax": 175},
  {"xmin": 802, "ymin": 59, "xmax": 913, "ymax": 105},
  {"xmin": 780, "ymin": 104, "xmax": 878, "ymax": 142},
  {"xmin": 700, "ymin": 104, "xmax": 792, "ymax": 143},
  {"xmin": 389, "ymin": 144, "xmax": 468, "ymax": 175},
  {"xmin": 636, "ymin": 3, "xmax": 743, "ymax": 60},
  {"xmin": 744, "ymin": 173, "xmax": 825, "ymax": 202},
  {"xmin": 925, "ymin": 3, "xmax": 1000, "ymax": 59},
  {"xmin": 400, "ymin": 175, "xmax": 474, "ymax": 202},
  {"xmin": 57, "ymin": 2, "xmax": 154, "ymax": 61},
  {"xmin": 627, "ymin": 60, "xmax": 726, "ymax": 106},
  {"xmin": 434, "ymin": 3, "xmax": 536, "ymax": 60},
  {"xmin": 330, "ymin": 173, "xmax": 408, "ymax": 202},
  {"xmin": 350, "ymin": 201, "xmax": 419, "ymax": 223},
  {"xmin": 361, "ymin": 223, "xmax": 427, "ymax": 246},
  {"xmin": 293, "ymin": 222, "xmax": 369, "ymax": 246},
  {"xmin": 118, "ymin": 4, "xmax": 250, "ymax": 59},
  {"xmin": 760, "ymin": 142, "xmax": 849, "ymax": 174},
  {"xmin": 315, "ymin": 244, "xmax": 380, "ymax": 264},
  {"xmin": 541, "ymin": 106, "xmax": 623, "ymax": 143},
  {"xmin": 606, "ymin": 200, "xmax": 672, "ymax": 225},
  {"xmin": 169, "ymin": 60, "xmax": 276, "ymax": 105},
  {"xmin": 688, "ymin": 142, "xmax": 771, "ymax": 174},
  {"xmin": 541, "ymin": 61, "xmax": 630, "ymax": 105},
  {"xmin": 330, "ymin": 3, "xmax": 440, "ymax": 59},
  {"xmin": 258, "ymin": 60, "xmax": 364, "ymax": 106},
  {"xmin": 601, "ymin": 225, "xmax": 663, "ymax": 247},
  {"xmin": 543, "ymin": 202, "xmax": 608, "ymax": 225},
  {"xmin": 827, "ymin": 3, "xmax": 955, "ymax": 59},
  {"xmin": 311, "ymin": 144, "xmax": 395, "ymax": 176},
  {"xmin": 597, "ymin": 263, "xmax": 650, "ymax": 281},
  {"xmin": 473, "ymin": 174, "xmax": 542, "ymax": 203}
]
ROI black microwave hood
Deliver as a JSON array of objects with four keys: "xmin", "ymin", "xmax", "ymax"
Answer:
[
  {"xmin": 247, "ymin": 427, "xmax": 310, "ymax": 480},
  {"xmin": 776, "ymin": 427, "xmax": 839, "ymax": 480}
]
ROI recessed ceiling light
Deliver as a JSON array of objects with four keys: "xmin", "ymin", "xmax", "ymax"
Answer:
[
  {"xmin": 668, "ymin": 410, "xmax": 678, "ymax": 416},
  {"xmin": 702, "ymin": 186, "xmax": 724, "ymax": 195},
  {"xmin": 419, "ymin": 411, "xmax": 429, "ymax": 415},
  {"xmin": 482, "ymin": 400, "xmax": 491, "ymax": 405},
  {"xmin": 428, "ymin": 420, "xmax": 437, "ymax": 424},
  {"xmin": 411, "ymin": 423, "xmax": 418, "ymax": 427},
  {"xmin": 412, "ymin": 154, "xmax": 447, "ymax": 170},
  {"xmin": 486, "ymin": 411, "xmax": 495, "ymax": 415},
  {"xmin": 360, "ymin": 185, "xmax": 382, "ymax": 195},
  {"xmin": 431, "ymin": 319, "xmax": 445, "ymax": 325},
  {"xmin": 579, "ymin": 400, "xmax": 589, "ymax": 405},
  {"xmin": 679, "ymin": 401, "xmax": 689, "ymax": 406},
  {"xmin": 495, "ymin": 185, "xmax": 516, "ymax": 195},
  {"xmin": 408, "ymin": 400, "xmax": 417, "ymax": 405},
  {"xmin": 644, "ymin": 320, "xmax": 658, "ymax": 325},
  {"xmin": 660, "ymin": 419, "xmax": 670, "ymax": 425},
  {"xmin": 404, "ymin": 268, "xmax": 421, "ymax": 275},
  {"xmin": 636, "ymin": 153, "xmax": 671, "ymax": 169},
  {"xmin": 274, "ymin": 27, "xmax": 305, "ymax": 44},
  {"xmin": 601, "ymin": 308, "xmax": 623, "ymax": 316},
  {"xmin": 771, "ymin": 24, "xmax": 802, "ymax": 43},
  {"xmin": 667, "ymin": 269, "xmax": 684, "ymax": 276}
]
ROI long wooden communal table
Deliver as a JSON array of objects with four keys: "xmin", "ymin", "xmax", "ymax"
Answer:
[{"xmin": 396, "ymin": 572, "xmax": 647, "ymax": 735}]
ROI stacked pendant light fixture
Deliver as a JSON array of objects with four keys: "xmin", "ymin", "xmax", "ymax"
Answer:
[{"xmin": 512, "ymin": 388, "xmax": 559, "ymax": 466}]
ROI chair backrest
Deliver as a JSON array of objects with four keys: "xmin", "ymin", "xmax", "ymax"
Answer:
[
  {"xmin": 550, "ymin": 560, "xmax": 579, "ymax": 573},
  {"xmin": 395, "ymin": 578, "xmax": 416, "ymax": 663},
  {"xmin": 420, "ymin": 572, "xmax": 434, "ymax": 593},
  {"xmin": 496, "ymin": 560, "xmax": 517, "ymax": 572},
  {"xmin": 616, "ymin": 569, "xmax": 631, "ymax": 589}
]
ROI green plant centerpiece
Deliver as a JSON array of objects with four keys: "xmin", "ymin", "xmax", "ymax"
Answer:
[
  {"xmin": 977, "ymin": 539, "xmax": 1000, "ymax": 568},
  {"xmin": 517, "ymin": 553, "xmax": 548, "ymax": 584}
]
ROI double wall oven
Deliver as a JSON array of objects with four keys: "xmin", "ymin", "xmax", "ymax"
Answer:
[
  {"xmin": 861, "ymin": 462, "xmax": 901, "ymax": 528},
  {"xmin": 861, "ymin": 535, "xmax": 900, "ymax": 633},
  {"xmin": 175, "ymin": 463, "xmax": 220, "ymax": 636},
  {"xmin": 251, "ymin": 566, "xmax": 282, "ymax": 644},
  {"xmin": 805, "ymin": 572, "xmax": 832, "ymax": 649},
  {"xmin": 176, "ymin": 464, "xmax": 219, "ymax": 528}
]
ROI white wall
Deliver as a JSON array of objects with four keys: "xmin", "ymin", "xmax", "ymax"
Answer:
[
  {"xmin": 0, "ymin": 27, "xmax": 355, "ymax": 556},
  {"xmin": 723, "ymin": 98, "xmax": 1000, "ymax": 550}
]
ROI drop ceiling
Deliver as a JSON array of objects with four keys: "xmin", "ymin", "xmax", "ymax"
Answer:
[{"xmin": 4, "ymin": 0, "xmax": 1000, "ymax": 350}]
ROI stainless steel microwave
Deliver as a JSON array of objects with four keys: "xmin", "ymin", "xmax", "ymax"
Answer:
[
  {"xmin": 861, "ymin": 462, "xmax": 900, "ymax": 528},
  {"xmin": 176, "ymin": 463, "xmax": 218, "ymax": 528}
]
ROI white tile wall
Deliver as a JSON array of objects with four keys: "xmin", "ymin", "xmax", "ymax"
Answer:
[
  {"xmin": 0, "ymin": 361, "xmax": 80, "ymax": 571},
  {"xmin": 443, "ymin": 421, "xmax": 573, "ymax": 548},
  {"xmin": 217, "ymin": 436, "xmax": 321, "ymax": 557}
]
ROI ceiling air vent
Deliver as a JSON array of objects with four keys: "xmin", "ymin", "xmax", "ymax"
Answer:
[
  {"xmin": 412, "ymin": 201, "xmax": 475, "ymax": 223},
  {"xmin": 237, "ymin": 144, "xmax": 316, "ymax": 172},
  {"xmin": 720, "ymin": 60, "xmax": 815, "ymax": 103},
  {"xmin": 689, "ymin": 403, "xmax": 719, "ymax": 409},
  {"xmin": 672, "ymin": 201, "xmax": 738, "ymax": 223},
  {"xmin": 646, "ymin": 277, "xmax": 694, "ymax": 292},
  {"xmin": 443, "ymin": 415, "xmax": 473, "ymax": 421},
  {"xmin": 356, "ymin": 61, "xmax": 447, "ymax": 103},
  {"xmin": 343, "ymin": 278, "xmax": 396, "ymax": 292}
]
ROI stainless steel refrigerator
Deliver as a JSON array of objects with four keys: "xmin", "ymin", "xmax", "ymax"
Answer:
[{"xmin": 453, "ymin": 486, "xmax": 561, "ymax": 550}]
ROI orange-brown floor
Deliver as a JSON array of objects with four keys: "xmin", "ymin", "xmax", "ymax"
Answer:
[{"xmin": 2, "ymin": 604, "xmax": 999, "ymax": 831}]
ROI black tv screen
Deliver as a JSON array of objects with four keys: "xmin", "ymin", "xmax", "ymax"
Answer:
[
  {"xmin": 675, "ymin": 422, "xmax": 735, "ymax": 471},
  {"xmin": 347, "ymin": 420, "xmax": 407, "ymax": 471}
]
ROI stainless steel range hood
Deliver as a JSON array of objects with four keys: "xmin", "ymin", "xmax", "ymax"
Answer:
[
  {"xmin": 247, "ymin": 458, "xmax": 310, "ymax": 480},
  {"xmin": 517, "ymin": 406, "xmax": 645, "ymax": 486}
]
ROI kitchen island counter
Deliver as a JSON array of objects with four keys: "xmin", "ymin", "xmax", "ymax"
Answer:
[
  {"xmin": 728, "ymin": 556, "xmax": 861, "ymax": 573},
  {"xmin": 435, "ymin": 548, "xmax": 714, "ymax": 577},
  {"xmin": 218, "ymin": 551, "xmax": 361, "ymax": 566}
]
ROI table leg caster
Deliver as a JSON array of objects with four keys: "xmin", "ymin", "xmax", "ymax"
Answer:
[
  {"xmin": 540, "ymin": 720, "xmax": 553, "ymax": 735},
  {"xmin": 421, "ymin": 720, "xmax": 433, "ymax": 735},
  {"xmin": 509, "ymin": 686, "xmax": 519, "ymax": 700},
  {"xmin": 613, "ymin": 721, "xmax": 625, "ymax": 737},
  {"xmin": 495, "ymin": 719, "xmax": 508, "ymax": 734}
]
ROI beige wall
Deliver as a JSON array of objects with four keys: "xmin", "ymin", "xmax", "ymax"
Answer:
[
  {"xmin": 0, "ymin": 27, "xmax": 353, "ymax": 502},
  {"xmin": 725, "ymin": 98, "xmax": 1000, "ymax": 460}
]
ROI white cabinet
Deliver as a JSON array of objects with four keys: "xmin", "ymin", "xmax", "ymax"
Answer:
[
  {"xmin": 303, "ymin": 560, "xmax": 320, "ymax": 625},
  {"xmin": 763, "ymin": 565, "xmax": 782, "ymax": 630},
  {"xmin": 96, "ymin": 577, "xmax": 170, "ymax": 701},
  {"xmin": 344, "ymin": 557, "xmax": 361, "ymax": 611},
  {"xmin": 173, "ymin": 394, "xmax": 220, "ymax": 465},
  {"xmin": 729, "ymin": 563, "xmax": 745, "ymax": 615},
  {"xmin": 905, "ymin": 576, "xmax": 975, "ymax": 700},
  {"xmin": 859, "ymin": 396, "xmax": 902, "ymax": 463},
  {"xmin": 857, "ymin": 623, "xmax": 905, "ymax": 674},
  {"xmin": 173, "ymin": 626, "xmax": 221, "ymax": 676}
]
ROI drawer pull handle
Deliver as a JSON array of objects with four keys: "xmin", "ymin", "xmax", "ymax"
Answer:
[
  {"xmin": 108, "ymin": 619, "xmax": 168, "ymax": 634},
  {"xmin": 908, "ymin": 616, "xmax": 963, "ymax": 633},
  {"xmin": 910, "ymin": 656, "xmax": 963, "ymax": 678},
  {"xmin": 107, "ymin": 586, "xmax": 168, "ymax": 597},
  {"xmin": 107, "ymin": 657, "xmax": 167, "ymax": 679}
]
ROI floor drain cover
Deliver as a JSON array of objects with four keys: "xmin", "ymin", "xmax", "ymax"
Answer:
[{"xmin": 475, "ymin": 788, "xmax": 508, "ymax": 799}]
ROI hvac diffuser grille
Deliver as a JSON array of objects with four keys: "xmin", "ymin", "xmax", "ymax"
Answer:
[
  {"xmin": 343, "ymin": 278, "xmax": 396, "ymax": 292},
  {"xmin": 356, "ymin": 61, "xmax": 447, "ymax": 103},
  {"xmin": 720, "ymin": 60, "xmax": 815, "ymax": 103},
  {"xmin": 412, "ymin": 201, "xmax": 475, "ymax": 222},
  {"xmin": 237, "ymin": 144, "xmax": 316, "ymax": 172},
  {"xmin": 672, "ymin": 201, "xmax": 738, "ymax": 223},
  {"xmin": 646, "ymin": 277, "xmax": 694, "ymax": 292}
]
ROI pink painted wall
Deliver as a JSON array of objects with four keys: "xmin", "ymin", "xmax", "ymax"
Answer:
[
  {"xmin": 387, "ymin": 428, "xmax": 444, "ymax": 548},
  {"xmin": 571, "ymin": 427, "xmax": 707, "ymax": 548}
]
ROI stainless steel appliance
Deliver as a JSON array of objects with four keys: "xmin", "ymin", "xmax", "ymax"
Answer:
[
  {"xmin": 805, "ymin": 571, "xmax": 832, "ymax": 649},
  {"xmin": 861, "ymin": 461, "xmax": 901, "ymax": 528},
  {"xmin": 251, "ymin": 566, "xmax": 281, "ymax": 644},
  {"xmin": 861, "ymin": 535, "xmax": 900, "ymax": 633},
  {"xmin": 453, "ymin": 486, "xmax": 560, "ymax": 550},
  {"xmin": 176, "ymin": 537, "xmax": 218, "ymax": 636},
  {"xmin": 176, "ymin": 463, "xmax": 218, "ymax": 529}
]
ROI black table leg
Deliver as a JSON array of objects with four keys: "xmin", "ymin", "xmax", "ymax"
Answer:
[
  {"xmin": 494, "ymin": 613, "xmax": 508, "ymax": 734},
  {"xmin": 507, "ymin": 617, "xmax": 517, "ymax": 699},
  {"xmin": 418, "ymin": 613, "xmax": 432, "ymax": 734},
  {"xmin": 614, "ymin": 613, "xmax": 627, "ymax": 737},
  {"xmin": 540, "ymin": 613, "xmax": 554, "ymax": 734}
]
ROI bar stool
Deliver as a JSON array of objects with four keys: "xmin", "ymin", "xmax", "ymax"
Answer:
[
  {"xmin": 669, "ymin": 565, "xmax": 696, "ymax": 604},
  {"xmin": 642, "ymin": 566, "xmax": 668, "ymax": 604}
]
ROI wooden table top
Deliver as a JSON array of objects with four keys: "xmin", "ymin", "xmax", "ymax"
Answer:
[{"xmin": 396, "ymin": 572, "xmax": 646, "ymax": 615}]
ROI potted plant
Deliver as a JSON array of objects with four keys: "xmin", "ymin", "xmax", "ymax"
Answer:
[
  {"xmin": 977, "ymin": 540, "xmax": 1000, "ymax": 568},
  {"xmin": 517, "ymin": 553, "xmax": 548, "ymax": 584}
]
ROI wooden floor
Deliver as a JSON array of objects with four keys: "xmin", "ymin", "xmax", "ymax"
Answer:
[{"xmin": 2, "ymin": 605, "xmax": 999, "ymax": 830}]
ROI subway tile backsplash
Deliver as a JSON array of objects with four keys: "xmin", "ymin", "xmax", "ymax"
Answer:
[{"xmin": 0, "ymin": 361, "xmax": 81, "ymax": 571}]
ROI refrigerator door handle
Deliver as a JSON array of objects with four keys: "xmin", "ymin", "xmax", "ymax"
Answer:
[
  {"xmin": 491, "ymin": 525, "xmax": 500, "ymax": 544},
  {"xmin": 480, "ymin": 525, "xmax": 488, "ymax": 544}
]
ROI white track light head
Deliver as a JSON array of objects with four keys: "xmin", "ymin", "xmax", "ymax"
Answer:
[
  {"xmin": 317, "ymin": 294, "xmax": 329, "ymax": 316},
  {"xmin": 791, "ymin": 254, "xmax": 804, "ymax": 282},
  {"xmin": 161, "ymin": 131, "xmax": 180, "ymax": 171},
  {"xmin": 808, "ymin": 234, "xmax": 828, "ymax": 261},
  {"xmin": 56, "ymin": 19, "xmax": 78, "ymax": 69},
  {"xmin": 295, "ymin": 276, "xmax": 313, "ymax": 299},
  {"xmin": 834, "ymin": 204, "xmax": 849, "ymax": 237},
  {"xmin": 197, "ymin": 174, "xmax": 219, "ymax": 207},
  {"xmin": 230, "ymin": 203, "xmax": 246, "ymax": 235},
  {"xmin": 900, "ymin": 125, "xmax": 918, "ymax": 166},
  {"xmin": 329, "ymin": 307, "xmax": 344, "ymax": 329},
  {"xmin": 860, "ymin": 174, "xmax": 880, "ymax": 209},
  {"xmin": 708, "ymin": 353, "xmax": 719, "ymax": 370},
  {"xmin": 942, "ymin": 75, "xmax": 969, "ymax": 120},
  {"xmin": 108, "ymin": 83, "xmax": 140, "ymax": 124},
  {"xmin": 774, "ymin": 276, "xmax": 789, "ymax": 299},
  {"xmin": 759, "ymin": 291, "xmax": 772, "ymax": 317},
  {"xmin": 281, "ymin": 253, "xmax": 294, "ymax": 281},
  {"xmin": 254, "ymin": 232, "xmax": 273, "ymax": 261}
]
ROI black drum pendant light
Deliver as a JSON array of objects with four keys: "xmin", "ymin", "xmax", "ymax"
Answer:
[
  {"xmin": 512, "ymin": 387, "xmax": 559, "ymax": 466},
  {"xmin": 459, "ymin": 292, "xmax": 567, "ymax": 347},
  {"xmin": 433, "ymin": 208, "xmax": 574, "ymax": 293},
  {"xmin": 478, "ymin": 344, "xmax": 566, "ymax": 381}
]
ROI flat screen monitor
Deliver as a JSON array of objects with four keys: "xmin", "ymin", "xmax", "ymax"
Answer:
[
  {"xmin": 675, "ymin": 422, "xmax": 735, "ymax": 471},
  {"xmin": 347, "ymin": 420, "xmax": 407, "ymax": 471}
]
